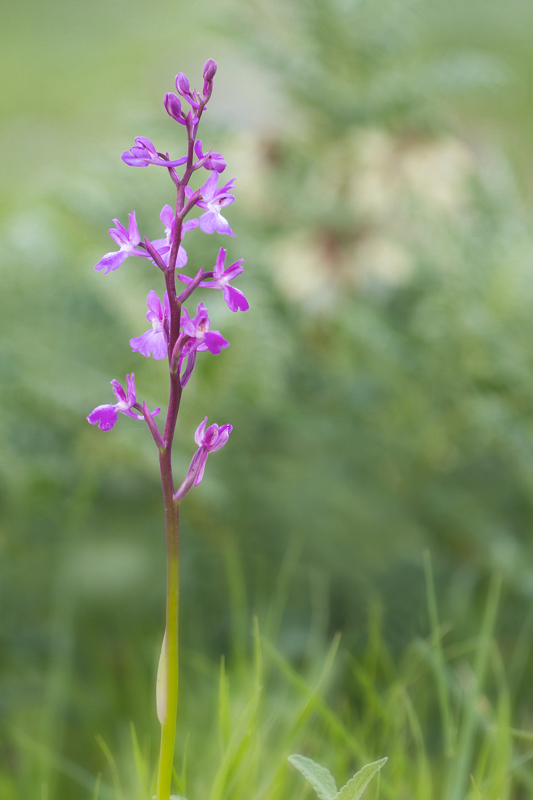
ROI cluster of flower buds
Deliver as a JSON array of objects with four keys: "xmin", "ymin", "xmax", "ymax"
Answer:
[{"xmin": 88, "ymin": 60, "xmax": 246, "ymax": 501}]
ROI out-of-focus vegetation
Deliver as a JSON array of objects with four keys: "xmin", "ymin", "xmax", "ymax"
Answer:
[{"xmin": 4, "ymin": 0, "xmax": 533, "ymax": 796}]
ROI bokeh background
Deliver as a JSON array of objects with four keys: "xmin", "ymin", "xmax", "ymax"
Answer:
[{"xmin": 4, "ymin": 0, "xmax": 533, "ymax": 796}]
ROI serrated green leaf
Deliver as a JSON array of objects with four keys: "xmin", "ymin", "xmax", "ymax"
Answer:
[
  {"xmin": 288, "ymin": 755, "xmax": 338, "ymax": 800},
  {"xmin": 333, "ymin": 758, "xmax": 387, "ymax": 800}
]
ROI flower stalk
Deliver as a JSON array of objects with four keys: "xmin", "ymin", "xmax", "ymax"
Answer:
[{"xmin": 156, "ymin": 455, "xmax": 180, "ymax": 800}]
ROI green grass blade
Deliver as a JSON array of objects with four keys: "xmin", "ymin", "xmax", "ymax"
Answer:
[
  {"xmin": 424, "ymin": 550, "xmax": 455, "ymax": 757},
  {"xmin": 218, "ymin": 656, "xmax": 231, "ymax": 753},
  {"xmin": 178, "ymin": 732, "xmax": 189, "ymax": 796},
  {"xmin": 92, "ymin": 774, "xmax": 102, "ymax": 800},
  {"xmin": 209, "ymin": 686, "xmax": 263, "ymax": 800},
  {"xmin": 223, "ymin": 536, "xmax": 248, "ymax": 670},
  {"xmin": 13, "ymin": 730, "xmax": 114, "ymax": 799},
  {"xmin": 130, "ymin": 722, "xmax": 148, "ymax": 797},
  {"xmin": 265, "ymin": 533, "xmax": 304, "ymax": 644},
  {"xmin": 263, "ymin": 632, "xmax": 341, "ymax": 751},
  {"xmin": 402, "ymin": 689, "xmax": 432, "ymax": 800},
  {"xmin": 95, "ymin": 734, "xmax": 123, "ymax": 800},
  {"xmin": 253, "ymin": 615, "xmax": 263, "ymax": 690},
  {"xmin": 446, "ymin": 574, "xmax": 501, "ymax": 800}
]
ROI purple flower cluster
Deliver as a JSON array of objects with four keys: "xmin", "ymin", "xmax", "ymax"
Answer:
[{"xmin": 88, "ymin": 60, "xmax": 246, "ymax": 500}]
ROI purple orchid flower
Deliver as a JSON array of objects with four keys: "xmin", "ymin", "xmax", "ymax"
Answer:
[
  {"xmin": 194, "ymin": 140, "xmax": 226, "ymax": 173},
  {"xmin": 94, "ymin": 212, "xmax": 147, "ymax": 274},
  {"xmin": 87, "ymin": 374, "xmax": 160, "ymax": 431},
  {"xmin": 175, "ymin": 72, "xmax": 202, "ymax": 110},
  {"xmin": 179, "ymin": 248, "xmax": 248, "ymax": 312},
  {"xmin": 130, "ymin": 290, "xmax": 170, "ymax": 360},
  {"xmin": 189, "ymin": 416, "xmax": 232, "ymax": 486},
  {"xmin": 122, "ymin": 136, "xmax": 188, "ymax": 168},
  {"xmin": 164, "ymin": 93, "xmax": 186, "ymax": 125},
  {"xmin": 186, "ymin": 173, "xmax": 236, "ymax": 236},
  {"xmin": 150, "ymin": 205, "xmax": 199, "ymax": 269},
  {"xmin": 180, "ymin": 302, "xmax": 230, "ymax": 356},
  {"xmin": 175, "ymin": 417, "xmax": 232, "ymax": 499},
  {"xmin": 202, "ymin": 59, "xmax": 217, "ymax": 101}
]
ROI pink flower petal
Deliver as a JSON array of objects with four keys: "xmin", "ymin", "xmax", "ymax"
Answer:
[
  {"xmin": 94, "ymin": 250, "xmax": 128, "ymax": 274},
  {"xmin": 223, "ymin": 285, "xmax": 248, "ymax": 312},
  {"xmin": 194, "ymin": 417, "xmax": 208, "ymax": 446},
  {"xmin": 87, "ymin": 404, "xmax": 119, "ymax": 431},
  {"xmin": 199, "ymin": 211, "xmax": 217, "ymax": 234}
]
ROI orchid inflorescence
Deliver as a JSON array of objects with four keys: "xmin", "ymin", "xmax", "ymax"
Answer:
[
  {"xmin": 86, "ymin": 61, "xmax": 246, "ymax": 798},
  {"xmin": 88, "ymin": 58, "xmax": 247, "ymax": 502}
]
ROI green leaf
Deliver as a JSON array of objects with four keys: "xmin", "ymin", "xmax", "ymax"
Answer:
[
  {"xmin": 334, "ymin": 758, "xmax": 388, "ymax": 800},
  {"xmin": 156, "ymin": 630, "xmax": 167, "ymax": 725},
  {"xmin": 288, "ymin": 755, "xmax": 338, "ymax": 800}
]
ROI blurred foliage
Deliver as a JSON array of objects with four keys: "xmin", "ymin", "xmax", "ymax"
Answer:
[
  {"xmin": 4, "ymin": 0, "xmax": 533, "ymax": 796},
  {"xmin": 7, "ymin": 581, "xmax": 533, "ymax": 799}
]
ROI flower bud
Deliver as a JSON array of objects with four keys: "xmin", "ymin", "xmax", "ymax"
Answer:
[
  {"xmin": 164, "ymin": 93, "xmax": 182, "ymax": 122},
  {"xmin": 203, "ymin": 59, "xmax": 217, "ymax": 82},
  {"xmin": 175, "ymin": 72, "xmax": 190, "ymax": 96}
]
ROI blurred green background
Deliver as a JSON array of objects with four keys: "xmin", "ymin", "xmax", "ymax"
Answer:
[{"xmin": 5, "ymin": 0, "xmax": 533, "ymax": 796}]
